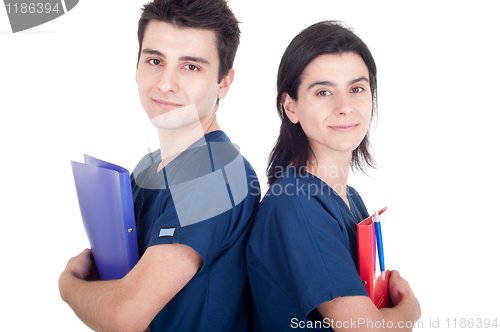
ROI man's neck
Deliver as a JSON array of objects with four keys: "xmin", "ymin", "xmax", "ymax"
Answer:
[{"xmin": 156, "ymin": 116, "xmax": 221, "ymax": 173}]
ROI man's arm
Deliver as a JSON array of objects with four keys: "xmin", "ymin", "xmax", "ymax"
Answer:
[
  {"xmin": 59, "ymin": 244, "xmax": 203, "ymax": 332},
  {"xmin": 317, "ymin": 270, "xmax": 421, "ymax": 331}
]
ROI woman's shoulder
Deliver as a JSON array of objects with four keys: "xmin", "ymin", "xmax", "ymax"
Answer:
[
  {"xmin": 257, "ymin": 167, "xmax": 343, "ymax": 221},
  {"xmin": 265, "ymin": 167, "xmax": 344, "ymax": 200},
  {"xmin": 263, "ymin": 168, "xmax": 322, "ymax": 200}
]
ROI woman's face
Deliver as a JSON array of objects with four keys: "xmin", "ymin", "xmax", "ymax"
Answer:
[{"xmin": 283, "ymin": 52, "xmax": 372, "ymax": 161}]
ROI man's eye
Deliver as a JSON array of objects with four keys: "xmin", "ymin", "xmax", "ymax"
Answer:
[
  {"xmin": 185, "ymin": 64, "xmax": 200, "ymax": 71},
  {"xmin": 147, "ymin": 59, "xmax": 162, "ymax": 66},
  {"xmin": 317, "ymin": 90, "xmax": 331, "ymax": 96},
  {"xmin": 351, "ymin": 87, "xmax": 365, "ymax": 93}
]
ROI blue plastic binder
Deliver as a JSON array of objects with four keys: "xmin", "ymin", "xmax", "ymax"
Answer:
[{"xmin": 71, "ymin": 155, "xmax": 139, "ymax": 280}]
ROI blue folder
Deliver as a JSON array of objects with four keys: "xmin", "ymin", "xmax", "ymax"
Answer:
[{"xmin": 71, "ymin": 155, "xmax": 139, "ymax": 280}]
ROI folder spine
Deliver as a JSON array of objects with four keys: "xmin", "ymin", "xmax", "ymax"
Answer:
[
  {"xmin": 357, "ymin": 207, "xmax": 390, "ymax": 308},
  {"xmin": 71, "ymin": 155, "xmax": 140, "ymax": 280}
]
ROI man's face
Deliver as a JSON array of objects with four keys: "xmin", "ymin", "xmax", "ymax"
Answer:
[{"xmin": 136, "ymin": 20, "xmax": 232, "ymax": 130}]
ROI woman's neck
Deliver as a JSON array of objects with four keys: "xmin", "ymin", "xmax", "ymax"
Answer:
[{"xmin": 306, "ymin": 149, "xmax": 351, "ymax": 209}]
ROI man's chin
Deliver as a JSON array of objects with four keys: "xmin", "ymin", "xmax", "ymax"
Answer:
[{"xmin": 149, "ymin": 104, "xmax": 200, "ymax": 130}]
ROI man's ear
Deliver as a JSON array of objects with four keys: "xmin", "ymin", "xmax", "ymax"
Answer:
[
  {"xmin": 282, "ymin": 93, "xmax": 299, "ymax": 124},
  {"xmin": 217, "ymin": 69, "xmax": 235, "ymax": 100}
]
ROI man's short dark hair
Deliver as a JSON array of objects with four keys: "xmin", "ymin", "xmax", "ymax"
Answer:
[{"xmin": 137, "ymin": 0, "xmax": 240, "ymax": 83}]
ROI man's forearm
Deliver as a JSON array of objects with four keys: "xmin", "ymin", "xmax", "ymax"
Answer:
[
  {"xmin": 59, "ymin": 270, "xmax": 131, "ymax": 332},
  {"xmin": 59, "ymin": 245, "xmax": 202, "ymax": 331}
]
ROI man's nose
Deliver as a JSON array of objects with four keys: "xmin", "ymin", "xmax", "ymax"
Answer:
[{"xmin": 157, "ymin": 67, "xmax": 179, "ymax": 93}]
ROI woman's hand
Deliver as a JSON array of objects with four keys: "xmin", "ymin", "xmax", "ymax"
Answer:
[{"xmin": 387, "ymin": 270, "xmax": 421, "ymax": 321}]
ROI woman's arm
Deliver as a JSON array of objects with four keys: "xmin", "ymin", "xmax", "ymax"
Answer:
[{"xmin": 317, "ymin": 270, "xmax": 421, "ymax": 331}]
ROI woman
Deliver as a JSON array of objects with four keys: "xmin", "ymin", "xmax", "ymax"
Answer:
[{"xmin": 246, "ymin": 21, "xmax": 420, "ymax": 331}]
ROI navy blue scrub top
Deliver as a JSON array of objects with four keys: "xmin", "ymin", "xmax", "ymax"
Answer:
[
  {"xmin": 246, "ymin": 167, "xmax": 370, "ymax": 331},
  {"xmin": 131, "ymin": 130, "xmax": 260, "ymax": 332}
]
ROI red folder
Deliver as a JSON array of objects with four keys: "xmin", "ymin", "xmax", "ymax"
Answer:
[{"xmin": 357, "ymin": 207, "xmax": 391, "ymax": 308}]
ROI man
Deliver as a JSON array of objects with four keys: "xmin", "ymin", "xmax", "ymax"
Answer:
[{"xmin": 59, "ymin": 1, "xmax": 260, "ymax": 331}]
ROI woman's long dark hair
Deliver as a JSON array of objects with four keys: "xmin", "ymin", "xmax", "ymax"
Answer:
[{"xmin": 267, "ymin": 21, "xmax": 378, "ymax": 185}]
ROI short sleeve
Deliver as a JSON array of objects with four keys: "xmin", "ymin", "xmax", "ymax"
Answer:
[
  {"xmin": 146, "ymin": 197, "xmax": 229, "ymax": 270},
  {"xmin": 136, "ymin": 135, "xmax": 258, "ymax": 270},
  {"xmin": 248, "ymin": 189, "xmax": 368, "ymax": 321},
  {"xmin": 145, "ymin": 159, "xmax": 259, "ymax": 272}
]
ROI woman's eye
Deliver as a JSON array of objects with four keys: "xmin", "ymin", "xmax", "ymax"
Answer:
[
  {"xmin": 351, "ymin": 87, "xmax": 365, "ymax": 93},
  {"xmin": 317, "ymin": 90, "xmax": 331, "ymax": 96}
]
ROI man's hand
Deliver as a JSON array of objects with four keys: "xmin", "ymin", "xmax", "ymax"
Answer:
[{"xmin": 63, "ymin": 248, "xmax": 100, "ymax": 281}]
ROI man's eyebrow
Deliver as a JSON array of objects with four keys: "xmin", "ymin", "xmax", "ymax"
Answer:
[
  {"xmin": 142, "ymin": 48, "xmax": 165, "ymax": 58},
  {"xmin": 307, "ymin": 76, "xmax": 370, "ymax": 90},
  {"xmin": 179, "ymin": 56, "xmax": 210, "ymax": 65},
  {"xmin": 141, "ymin": 49, "xmax": 210, "ymax": 66}
]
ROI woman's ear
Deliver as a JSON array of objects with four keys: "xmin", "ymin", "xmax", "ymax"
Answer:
[{"xmin": 282, "ymin": 93, "xmax": 299, "ymax": 124}]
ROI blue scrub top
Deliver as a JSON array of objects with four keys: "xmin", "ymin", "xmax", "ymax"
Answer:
[
  {"xmin": 131, "ymin": 131, "xmax": 260, "ymax": 332},
  {"xmin": 246, "ymin": 167, "xmax": 369, "ymax": 331}
]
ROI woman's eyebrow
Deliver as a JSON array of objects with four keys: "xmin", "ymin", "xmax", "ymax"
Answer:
[
  {"xmin": 307, "ymin": 76, "xmax": 369, "ymax": 90},
  {"xmin": 349, "ymin": 76, "xmax": 369, "ymax": 85},
  {"xmin": 307, "ymin": 80, "xmax": 334, "ymax": 90}
]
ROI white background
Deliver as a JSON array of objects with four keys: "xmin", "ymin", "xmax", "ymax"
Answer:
[{"xmin": 1, "ymin": 1, "xmax": 499, "ymax": 331}]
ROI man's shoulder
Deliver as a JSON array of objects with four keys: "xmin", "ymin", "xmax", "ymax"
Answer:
[
  {"xmin": 131, "ymin": 130, "xmax": 260, "ymax": 195},
  {"xmin": 130, "ymin": 148, "xmax": 162, "ymax": 190},
  {"xmin": 207, "ymin": 130, "xmax": 260, "ymax": 187}
]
